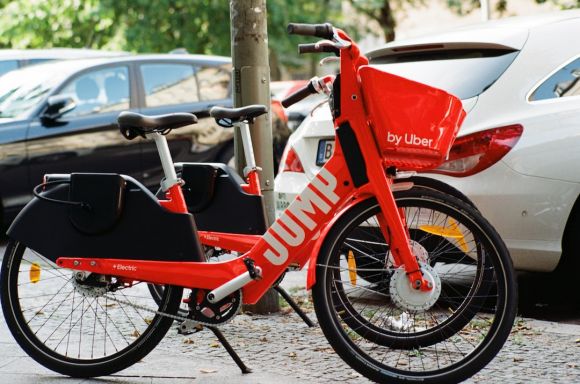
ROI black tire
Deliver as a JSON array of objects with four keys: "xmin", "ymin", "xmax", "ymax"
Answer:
[
  {"xmin": 312, "ymin": 189, "xmax": 517, "ymax": 384},
  {"xmin": 404, "ymin": 176, "xmax": 478, "ymax": 210},
  {"xmin": 148, "ymin": 283, "xmax": 190, "ymax": 318},
  {"xmin": 1, "ymin": 240, "xmax": 183, "ymax": 378},
  {"xmin": 354, "ymin": 177, "xmax": 477, "ymax": 286}
]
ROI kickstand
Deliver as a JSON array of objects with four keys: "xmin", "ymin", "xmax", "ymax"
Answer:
[
  {"xmin": 208, "ymin": 326, "xmax": 252, "ymax": 374},
  {"xmin": 274, "ymin": 285, "xmax": 315, "ymax": 327}
]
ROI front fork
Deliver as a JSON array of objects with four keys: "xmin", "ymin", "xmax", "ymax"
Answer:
[{"xmin": 373, "ymin": 171, "xmax": 432, "ymax": 292}]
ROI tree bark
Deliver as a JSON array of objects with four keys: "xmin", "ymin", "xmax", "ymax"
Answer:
[
  {"xmin": 380, "ymin": 0, "xmax": 396, "ymax": 42},
  {"xmin": 230, "ymin": 0, "xmax": 279, "ymax": 314}
]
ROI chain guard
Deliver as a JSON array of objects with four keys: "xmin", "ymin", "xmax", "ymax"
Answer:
[{"xmin": 188, "ymin": 288, "xmax": 242, "ymax": 326}]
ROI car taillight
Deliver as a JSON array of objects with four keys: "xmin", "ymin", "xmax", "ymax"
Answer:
[
  {"xmin": 428, "ymin": 124, "xmax": 523, "ymax": 177},
  {"xmin": 281, "ymin": 147, "xmax": 305, "ymax": 173}
]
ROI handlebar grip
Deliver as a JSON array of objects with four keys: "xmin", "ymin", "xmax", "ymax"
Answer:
[
  {"xmin": 298, "ymin": 43, "xmax": 339, "ymax": 55},
  {"xmin": 281, "ymin": 81, "xmax": 317, "ymax": 108},
  {"xmin": 287, "ymin": 23, "xmax": 334, "ymax": 39}
]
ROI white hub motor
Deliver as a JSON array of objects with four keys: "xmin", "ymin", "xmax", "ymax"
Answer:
[{"xmin": 390, "ymin": 262, "xmax": 442, "ymax": 313}]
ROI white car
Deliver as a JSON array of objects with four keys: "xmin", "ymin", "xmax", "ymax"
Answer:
[{"xmin": 275, "ymin": 10, "xmax": 580, "ymax": 274}]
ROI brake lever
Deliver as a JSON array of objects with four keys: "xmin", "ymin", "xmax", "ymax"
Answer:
[
  {"xmin": 313, "ymin": 75, "xmax": 335, "ymax": 96},
  {"xmin": 314, "ymin": 40, "xmax": 335, "ymax": 48},
  {"xmin": 315, "ymin": 39, "xmax": 352, "ymax": 52},
  {"xmin": 320, "ymin": 56, "xmax": 339, "ymax": 66},
  {"xmin": 332, "ymin": 29, "xmax": 352, "ymax": 49}
]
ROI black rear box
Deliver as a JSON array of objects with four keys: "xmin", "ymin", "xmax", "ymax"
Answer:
[
  {"xmin": 8, "ymin": 174, "xmax": 204, "ymax": 263},
  {"xmin": 177, "ymin": 163, "xmax": 267, "ymax": 235}
]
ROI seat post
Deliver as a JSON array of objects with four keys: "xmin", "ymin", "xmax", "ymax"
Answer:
[
  {"xmin": 152, "ymin": 132, "xmax": 180, "ymax": 191},
  {"xmin": 236, "ymin": 121, "xmax": 257, "ymax": 175}
]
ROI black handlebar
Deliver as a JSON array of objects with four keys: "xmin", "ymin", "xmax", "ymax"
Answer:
[
  {"xmin": 298, "ymin": 43, "xmax": 339, "ymax": 56},
  {"xmin": 281, "ymin": 81, "xmax": 317, "ymax": 108},
  {"xmin": 287, "ymin": 23, "xmax": 334, "ymax": 39}
]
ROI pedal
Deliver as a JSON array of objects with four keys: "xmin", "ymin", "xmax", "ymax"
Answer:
[
  {"xmin": 243, "ymin": 258, "xmax": 262, "ymax": 280},
  {"xmin": 178, "ymin": 319, "xmax": 203, "ymax": 335}
]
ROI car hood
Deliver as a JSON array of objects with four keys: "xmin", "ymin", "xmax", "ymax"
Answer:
[{"xmin": 0, "ymin": 117, "xmax": 16, "ymax": 124}]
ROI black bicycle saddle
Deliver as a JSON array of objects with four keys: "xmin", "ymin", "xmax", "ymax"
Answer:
[
  {"xmin": 117, "ymin": 111, "xmax": 198, "ymax": 139},
  {"xmin": 210, "ymin": 105, "xmax": 268, "ymax": 123}
]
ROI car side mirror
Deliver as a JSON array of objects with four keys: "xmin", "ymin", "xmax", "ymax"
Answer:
[{"xmin": 42, "ymin": 95, "xmax": 76, "ymax": 121}]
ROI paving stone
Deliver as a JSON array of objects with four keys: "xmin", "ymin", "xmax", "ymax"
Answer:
[{"xmin": 1, "ymin": 269, "xmax": 579, "ymax": 383}]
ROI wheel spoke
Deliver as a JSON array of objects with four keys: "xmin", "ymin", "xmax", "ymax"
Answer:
[
  {"xmin": 312, "ymin": 192, "xmax": 516, "ymax": 382},
  {"xmin": 2, "ymin": 241, "xmax": 182, "ymax": 375}
]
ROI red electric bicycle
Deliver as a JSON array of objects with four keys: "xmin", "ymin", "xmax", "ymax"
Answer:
[{"xmin": 0, "ymin": 23, "xmax": 517, "ymax": 383}]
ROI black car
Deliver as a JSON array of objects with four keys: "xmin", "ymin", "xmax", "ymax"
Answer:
[
  {"xmin": 0, "ymin": 48, "xmax": 128, "ymax": 77},
  {"xmin": 0, "ymin": 54, "xmax": 285, "ymax": 228}
]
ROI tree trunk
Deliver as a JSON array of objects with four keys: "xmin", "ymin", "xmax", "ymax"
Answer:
[
  {"xmin": 380, "ymin": 1, "xmax": 396, "ymax": 42},
  {"xmin": 269, "ymin": 49, "xmax": 282, "ymax": 81},
  {"xmin": 230, "ymin": 0, "xmax": 279, "ymax": 314}
]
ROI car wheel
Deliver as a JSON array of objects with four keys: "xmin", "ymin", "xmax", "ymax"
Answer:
[
  {"xmin": 0, "ymin": 200, "xmax": 5, "ymax": 237},
  {"xmin": 558, "ymin": 201, "xmax": 580, "ymax": 269},
  {"xmin": 553, "ymin": 203, "xmax": 580, "ymax": 304}
]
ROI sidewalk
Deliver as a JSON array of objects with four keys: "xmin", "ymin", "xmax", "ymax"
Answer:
[{"xmin": 1, "ymin": 270, "xmax": 579, "ymax": 383}]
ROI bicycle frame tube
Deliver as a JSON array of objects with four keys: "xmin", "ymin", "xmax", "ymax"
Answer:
[
  {"xmin": 57, "ymin": 30, "xmax": 432, "ymax": 303},
  {"xmin": 237, "ymin": 120, "xmax": 262, "ymax": 195},
  {"xmin": 57, "ymin": 149, "xmax": 362, "ymax": 304},
  {"xmin": 198, "ymin": 231, "xmax": 262, "ymax": 253},
  {"xmin": 331, "ymin": 30, "xmax": 430, "ymax": 291}
]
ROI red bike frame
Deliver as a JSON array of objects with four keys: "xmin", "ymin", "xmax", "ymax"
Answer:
[{"xmin": 57, "ymin": 30, "xmax": 438, "ymax": 304}]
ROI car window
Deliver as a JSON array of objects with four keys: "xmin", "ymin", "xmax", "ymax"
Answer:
[
  {"xmin": 57, "ymin": 66, "xmax": 130, "ymax": 117},
  {"xmin": 140, "ymin": 63, "xmax": 198, "ymax": 107},
  {"xmin": 0, "ymin": 68, "xmax": 68, "ymax": 118},
  {"xmin": 529, "ymin": 57, "xmax": 580, "ymax": 101},
  {"xmin": 197, "ymin": 65, "xmax": 230, "ymax": 101},
  {"xmin": 27, "ymin": 58, "xmax": 54, "ymax": 66},
  {"xmin": 0, "ymin": 60, "xmax": 19, "ymax": 77},
  {"xmin": 371, "ymin": 49, "xmax": 519, "ymax": 100}
]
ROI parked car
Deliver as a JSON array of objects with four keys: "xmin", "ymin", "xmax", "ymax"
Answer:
[
  {"xmin": 0, "ymin": 48, "xmax": 127, "ymax": 77},
  {"xmin": 275, "ymin": 10, "xmax": 580, "ymax": 275},
  {"xmin": 0, "ymin": 53, "xmax": 287, "ymax": 229}
]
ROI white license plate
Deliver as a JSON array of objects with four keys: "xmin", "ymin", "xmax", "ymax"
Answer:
[{"xmin": 316, "ymin": 139, "xmax": 335, "ymax": 165}]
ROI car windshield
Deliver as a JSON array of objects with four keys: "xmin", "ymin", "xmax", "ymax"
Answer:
[
  {"xmin": 371, "ymin": 49, "xmax": 519, "ymax": 100},
  {"xmin": 0, "ymin": 68, "xmax": 67, "ymax": 118}
]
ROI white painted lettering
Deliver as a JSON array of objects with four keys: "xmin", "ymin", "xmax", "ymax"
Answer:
[
  {"xmin": 288, "ymin": 187, "xmax": 330, "ymax": 230},
  {"xmin": 262, "ymin": 168, "xmax": 340, "ymax": 266},
  {"xmin": 311, "ymin": 168, "xmax": 339, "ymax": 204},
  {"xmin": 275, "ymin": 215, "xmax": 305, "ymax": 247},
  {"xmin": 401, "ymin": 133, "xmax": 434, "ymax": 148},
  {"xmin": 387, "ymin": 131, "xmax": 402, "ymax": 146},
  {"xmin": 262, "ymin": 231, "xmax": 289, "ymax": 265}
]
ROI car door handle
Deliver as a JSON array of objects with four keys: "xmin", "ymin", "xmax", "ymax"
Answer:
[{"xmin": 29, "ymin": 151, "xmax": 78, "ymax": 164}]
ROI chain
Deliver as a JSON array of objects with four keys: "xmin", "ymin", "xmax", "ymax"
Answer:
[
  {"xmin": 101, "ymin": 289, "xmax": 242, "ymax": 328},
  {"xmin": 103, "ymin": 293, "xmax": 190, "ymax": 322}
]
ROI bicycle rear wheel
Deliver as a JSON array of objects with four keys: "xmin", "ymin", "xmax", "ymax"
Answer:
[
  {"xmin": 0, "ymin": 240, "xmax": 183, "ymax": 378},
  {"xmin": 312, "ymin": 189, "xmax": 517, "ymax": 383}
]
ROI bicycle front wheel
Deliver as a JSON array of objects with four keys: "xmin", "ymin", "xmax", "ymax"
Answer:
[
  {"xmin": 312, "ymin": 189, "xmax": 517, "ymax": 384},
  {"xmin": 0, "ymin": 240, "xmax": 183, "ymax": 378}
]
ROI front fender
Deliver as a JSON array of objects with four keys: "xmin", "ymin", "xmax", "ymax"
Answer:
[{"xmin": 305, "ymin": 193, "xmax": 371, "ymax": 290}]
